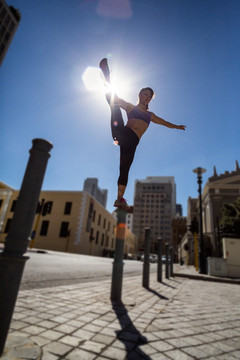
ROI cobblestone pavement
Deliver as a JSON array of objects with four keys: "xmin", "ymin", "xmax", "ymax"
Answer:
[{"xmin": 1, "ymin": 267, "xmax": 240, "ymax": 360}]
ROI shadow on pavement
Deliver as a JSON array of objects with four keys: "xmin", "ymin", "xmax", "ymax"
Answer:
[
  {"xmin": 161, "ymin": 281, "xmax": 176, "ymax": 289},
  {"xmin": 147, "ymin": 287, "xmax": 169, "ymax": 300},
  {"xmin": 111, "ymin": 300, "xmax": 151, "ymax": 359}
]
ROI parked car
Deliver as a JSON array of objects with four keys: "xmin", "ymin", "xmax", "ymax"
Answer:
[
  {"xmin": 161, "ymin": 255, "xmax": 171, "ymax": 263},
  {"xmin": 141, "ymin": 254, "xmax": 158, "ymax": 263}
]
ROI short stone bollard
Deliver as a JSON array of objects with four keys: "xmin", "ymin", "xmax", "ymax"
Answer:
[
  {"xmin": 165, "ymin": 243, "xmax": 169, "ymax": 279},
  {"xmin": 157, "ymin": 237, "xmax": 163, "ymax": 282},
  {"xmin": 111, "ymin": 208, "xmax": 127, "ymax": 302},
  {"xmin": 142, "ymin": 227, "xmax": 151, "ymax": 289}
]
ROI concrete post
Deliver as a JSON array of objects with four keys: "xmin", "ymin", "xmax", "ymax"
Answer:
[
  {"xmin": 111, "ymin": 209, "xmax": 127, "ymax": 302},
  {"xmin": 142, "ymin": 227, "xmax": 151, "ymax": 289},
  {"xmin": 165, "ymin": 243, "xmax": 169, "ymax": 279},
  {"xmin": 0, "ymin": 138, "xmax": 53, "ymax": 356},
  {"xmin": 170, "ymin": 247, "xmax": 174, "ymax": 277},
  {"xmin": 157, "ymin": 237, "xmax": 162, "ymax": 282}
]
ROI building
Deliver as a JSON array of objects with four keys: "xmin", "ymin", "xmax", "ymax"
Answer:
[
  {"xmin": 83, "ymin": 178, "xmax": 107, "ymax": 208},
  {"xmin": 172, "ymin": 216, "xmax": 187, "ymax": 262},
  {"xmin": 202, "ymin": 161, "xmax": 240, "ymax": 256},
  {"xmin": 0, "ymin": 181, "xmax": 136, "ymax": 257},
  {"xmin": 0, "ymin": 0, "xmax": 21, "ymax": 66},
  {"xmin": 132, "ymin": 176, "xmax": 176, "ymax": 252},
  {"xmin": 178, "ymin": 161, "xmax": 240, "ymax": 265}
]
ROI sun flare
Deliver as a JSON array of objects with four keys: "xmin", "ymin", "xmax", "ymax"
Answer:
[{"xmin": 82, "ymin": 66, "xmax": 130, "ymax": 99}]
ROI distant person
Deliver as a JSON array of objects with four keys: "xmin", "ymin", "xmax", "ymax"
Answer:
[{"xmin": 99, "ymin": 58, "xmax": 186, "ymax": 211}]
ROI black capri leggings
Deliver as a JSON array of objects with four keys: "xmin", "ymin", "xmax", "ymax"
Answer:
[{"xmin": 107, "ymin": 95, "xmax": 139, "ymax": 187}]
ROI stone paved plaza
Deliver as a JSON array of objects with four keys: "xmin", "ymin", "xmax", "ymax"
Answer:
[{"xmin": 2, "ymin": 267, "xmax": 240, "ymax": 359}]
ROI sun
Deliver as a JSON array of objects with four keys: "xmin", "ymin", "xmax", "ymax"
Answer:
[{"xmin": 82, "ymin": 66, "xmax": 130, "ymax": 98}]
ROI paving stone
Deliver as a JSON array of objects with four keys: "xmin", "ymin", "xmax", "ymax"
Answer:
[
  {"xmin": 150, "ymin": 340, "xmax": 174, "ymax": 352},
  {"xmin": 101, "ymin": 346, "xmax": 126, "ymax": 360},
  {"xmin": 22, "ymin": 325, "xmax": 46, "ymax": 336},
  {"xmin": 79, "ymin": 340, "xmax": 106, "ymax": 353},
  {"xmin": 59, "ymin": 335, "xmax": 81, "ymax": 347},
  {"xmin": 43, "ymin": 341, "xmax": 72, "ymax": 356},
  {"xmin": 40, "ymin": 330, "xmax": 63, "ymax": 341},
  {"xmin": 41, "ymin": 350, "xmax": 59, "ymax": 360},
  {"xmin": 72, "ymin": 328, "xmax": 95, "ymax": 340},
  {"xmin": 91, "ymin": 333, "xmax": 115, "ymax": 345},
  {"xmin": 165, "ymin": 349, "xmax": 195, "ymax": 359},
  {"xmin": 66, "ymin": 348, "xmax": 96, "ymax": 360}
]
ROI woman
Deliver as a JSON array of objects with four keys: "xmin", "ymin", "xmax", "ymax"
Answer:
[{"xmin": 99, "ymin": 58, "xmax": 186, "ymax": 211}]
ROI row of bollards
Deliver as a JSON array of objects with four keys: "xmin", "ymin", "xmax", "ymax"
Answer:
[
  {"xmin": 142, "ymin": 227, "xmax": 174, "ymax": 289},
  {"xmin": 111, "ymin": 220, "xmax": 175, "ymax": 305}
]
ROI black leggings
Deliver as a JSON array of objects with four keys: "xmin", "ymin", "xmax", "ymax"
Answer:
[{"xmin": 107, "ymin": 95, "xmax": 139, "ymax": 186}]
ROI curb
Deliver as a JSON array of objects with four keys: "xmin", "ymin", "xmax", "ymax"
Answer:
[{"xmin": 173, "ymin": 272, "xmax": 240, "ymax": 285}]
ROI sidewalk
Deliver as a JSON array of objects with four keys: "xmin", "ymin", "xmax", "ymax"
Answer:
[{"xmin": 1, "ymin": 266, "xmax": 240, "ymax": 360}]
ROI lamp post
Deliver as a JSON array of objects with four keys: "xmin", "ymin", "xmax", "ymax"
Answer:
[{"xmin": 193, "ymin": 167, "xmax": 206, "ymax": 274}]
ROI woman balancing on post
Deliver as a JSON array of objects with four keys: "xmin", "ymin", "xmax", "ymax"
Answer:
[{"xmin": 99, "ymin": 58, "xmax": 186, "ymax": 212}]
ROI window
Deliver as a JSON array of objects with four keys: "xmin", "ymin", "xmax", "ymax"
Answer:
[
  {"xmin": 101, "ymin": 233, "xmax": 104, "ymax": 246},
  {"xmin": 103, "ymin": 218, "xmax": 106, "ymax": 229},
  {"xmin": 92, "ymin": 210, "xmax": 96, "ymax": 222},
  {"xmin": 4, "ymin": 218, "xmax": 12, "ymax": 233},
  {"xmin": 95, "ymin": 230, "xmax": 99, "ymax": 244},
  {"xmin": 98, "ymin": 214, "xmax": 101, "ymax": 226},
  {"xmin": 40, "ymin": 221, "xmax": 49, "ymax": 236},
  {"xmin": 0, "ymin": 199, "xmax": 3, "ymax": 209},
  {"xmin": 10, "ymin": 200, "xmax": 17, "ymax": 212},
  {"xmin": 64, "ymin": 202, "xmax": 72, "ymax": 215},
  {"xmin": 59, "ymin": 222, "xmax": 70, "ymax": 237}
]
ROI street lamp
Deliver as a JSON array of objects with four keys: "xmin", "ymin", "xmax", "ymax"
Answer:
[{"xmin": 193, "ymin": 167, "xmax": 206, "ymax": 274}]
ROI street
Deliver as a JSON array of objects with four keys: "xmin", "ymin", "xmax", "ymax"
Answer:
[{"xmin": 20, "ymin": 250, "xmax": 158, "ymax": 290}]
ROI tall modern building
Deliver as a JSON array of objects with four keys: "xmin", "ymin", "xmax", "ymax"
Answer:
[
  {"xmin": 132, "ymin": 176, "xmax": 176, "ymax": 251},
  {"xmin": 0, "ymin": 0, "xmax": 21, "ymax": 66},
  {"xmin": 83, "ymin": 178, "xmax": 108, "ymax": 208}
]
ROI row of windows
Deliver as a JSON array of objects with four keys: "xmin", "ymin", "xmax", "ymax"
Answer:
[
  {"xmin": 9, "ymin": 200, "xmax": 72, "ymax": 215},
  {"xmin": 92, "ymin": 211, "xmax": 112, "ymax": 232},
  {"xmin": 4, "ymin": 218, "xmax": 70, "ymax": 238},
  {"xmin": 90, "ymin": 227, "xmax": 115, "ymax": 249}
]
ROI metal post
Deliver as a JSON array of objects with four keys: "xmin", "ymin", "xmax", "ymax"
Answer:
[
  {"xmin": 170, "ymin": 247, "xmax": 174, "ymax": 277},
  {"xmin": 142, "ymin": 227, "xmax": 151, "ymax": 289},
  {"xmin": 111, "ymin": 209, "xmax": 127, "ymax": 302},
  {"xmin": 193, "ymin": 167, "xmax": 206, "ymax": 274},
  {"xmin": 165, "ymin": 243, "xmax": 169, "ymax": 279},
  {"xmin": 0, "ymin": 138, "xmax": 53, "ymax": 356},
  {"xmin": 157, "ymin": 237, "xmax": 162, "ymax": 282}
]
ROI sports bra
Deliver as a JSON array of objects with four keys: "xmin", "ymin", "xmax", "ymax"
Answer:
[{"xmin": 127, "ymin": 106, "xmax": 151, "ymax": 125}]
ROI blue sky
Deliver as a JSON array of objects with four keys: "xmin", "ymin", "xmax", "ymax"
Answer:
[{"xmin": 1, "ymin": 0, "xmax": 240, "ymax": 215}]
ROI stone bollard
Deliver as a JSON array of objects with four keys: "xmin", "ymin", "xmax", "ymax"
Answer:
[
  {"xmin": 165, "ymin": 243, "xmax": 169, "ymax": 279},
  {"xmin": 170, "ymin": 247, "xmax": 174, "ymax": 277},
  {"xmin": 142, "ymin": 227, "xmax": 151, "ymax": 289},
  {"xmin": 0, "ymin": 138, "xmax": 53, "ymax": 356},
  {"xmin": 111, "ymin": 209, "xmax": 127, "ymax": 302},
  {"xmin": 157, "ymin": 237, "xmax": 162, "ymax": 283}
]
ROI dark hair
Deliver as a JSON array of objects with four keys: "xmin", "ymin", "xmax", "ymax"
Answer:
[{"xmin": 138, "ymin": 87, "xmax": 155, "ymax": 109}]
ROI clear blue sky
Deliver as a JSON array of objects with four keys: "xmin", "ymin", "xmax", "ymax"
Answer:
[{"xmin": 1, "ymin": 0, "xmax": 240, "ymax": 215}]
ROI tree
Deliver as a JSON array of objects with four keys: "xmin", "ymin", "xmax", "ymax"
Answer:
[{"xmin": 220, "ymin": 198, "xmax": 240, "ymax": 237}]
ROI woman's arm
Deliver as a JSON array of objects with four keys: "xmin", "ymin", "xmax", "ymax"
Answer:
[{"xmin": 151, "ymin": 113, "xmax": 186, "ymax": 130}]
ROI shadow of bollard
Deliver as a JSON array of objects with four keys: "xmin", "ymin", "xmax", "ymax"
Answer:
[
  {"xmin": 111, "ymin": 300, "xmax": 151, "ymax": 359},
  {"xmin": 0, "ymin": 138, "xmax": 53, "ymax": 356}
]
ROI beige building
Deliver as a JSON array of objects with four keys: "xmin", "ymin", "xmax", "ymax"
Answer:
[
  {"xmin": 0, "ymin": 181, "xmax": 136, "ymax": 257},
  {"xmin": 202, "ymin": 161, "xmax": 240, "ymax": 256}
]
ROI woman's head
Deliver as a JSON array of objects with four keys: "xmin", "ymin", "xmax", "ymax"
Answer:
[{"xmin": 138, "ymin": 87, "xmax": 155, "ymax": 109}]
